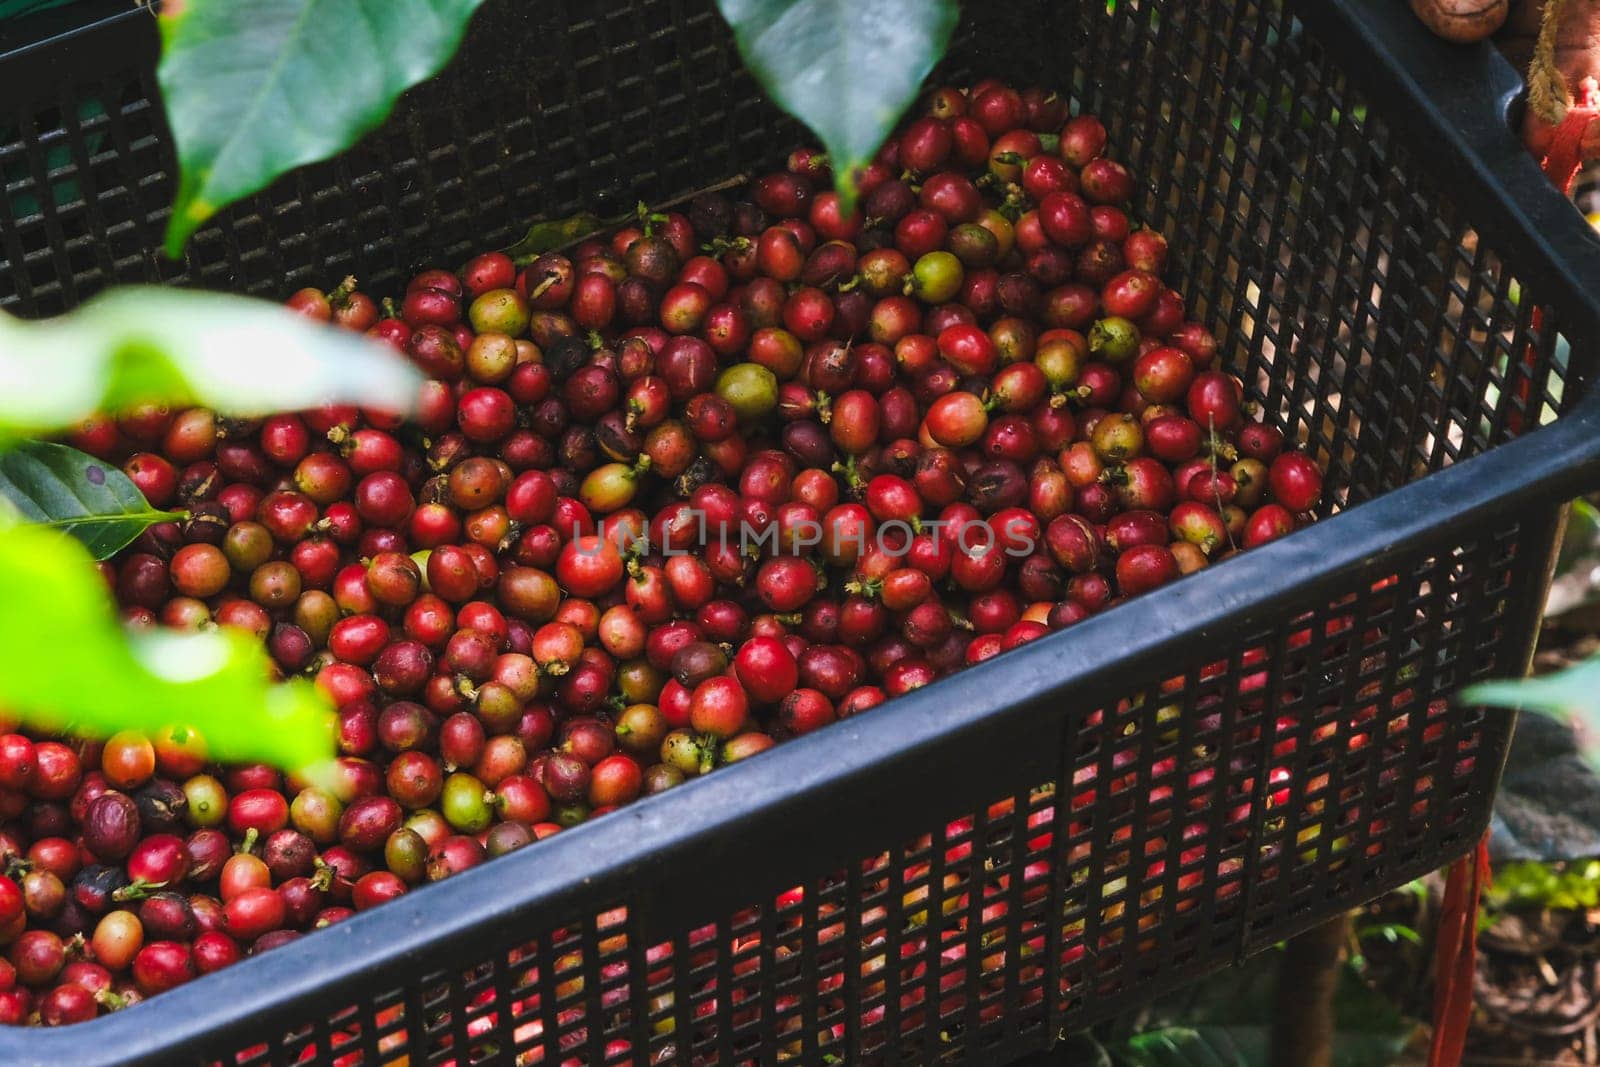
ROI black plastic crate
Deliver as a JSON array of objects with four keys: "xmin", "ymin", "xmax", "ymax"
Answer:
[{"xmin": 5, "ymin": 0, "xmax": 1600, "ymax": 1063}]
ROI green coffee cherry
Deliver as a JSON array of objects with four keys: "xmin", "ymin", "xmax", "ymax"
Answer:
[
  {"xmin": 716, "ymin": 363, "xmax": 779, "ymax": 422},
  {"xmin": 1089, "ymin": 315, "xmax": 1140, "ymax": 363}
]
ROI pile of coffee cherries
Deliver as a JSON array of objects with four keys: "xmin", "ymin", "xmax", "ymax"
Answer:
[{"xmin": 0, "ymin": 78, "xmax": 1327, "ymax": 1032}]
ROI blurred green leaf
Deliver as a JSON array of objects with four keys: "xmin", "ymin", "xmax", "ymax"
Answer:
[
  {"xmin": 158, "ymin": 0, "xmax": 489, "ymax": 257},
  {"xmin": 0, "ymin": 287, "xmax": 421, "ymax": 440},
  {"xmin": 715, "ymin": 0, "xmax": 957, "ymax": 210},
  {"xmin": 0, "ymin": 522, "xmax": 335, "ymax": 776},
  {"xmin": 0, "ymin": 287, "xmax": 418, "ymax": 778},
  {"xmin": 1108, "ymin": 1022, "xmax": 1405, "ymax": 1067},
  {"xmin": 1354, "ymin": 922, "xmax": 1422, "ymax": 947},
  {"xmin": 1554, "ymin": 498, "xmax": 1600, "ymax": 578},
  {"xmin": 1492, "ymin": 708, "xmax": 1600, "ymax": 861},
  {"xmin": 1091, "ymin": 942, "xmax": 1414, "ymax": 1067},
  {"xmin": 1117, "ymin": 1026, "xmax": 1258, "ymax": 1066},
  {"xmin": 504, "ymin": 213, "xmax": 605, "ymax": 263},
  {"xmin": 0, "ymin": 441, "xmax": 181, "ymax": 560},
  {"xmin": 1488, "ymin": 859, "xmax": 1600, "ymax": 911},
  {"xmin": 1462, "ymin": 657, "xmax": 1600, "ymax": 773}
]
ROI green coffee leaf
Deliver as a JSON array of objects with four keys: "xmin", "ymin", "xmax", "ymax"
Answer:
[
  {"xmin": 158, "ymin": 0, "xmax": 489, "ymax": 257},
  {"xmin": 1470, "ymin": 658, "xmax": 1600, "ymax": 859},
  {"xmin": 1109, "ymin": 1022, "xmax": 1405, "ymax": 1067},
  {"xmin": 0, "ymin": 441, "xmax": 183, "ymax": 560},
  {"xmin": 715, "ymin": 0, "xmax": 958, "ymax": 210},
  {"xmin": 1092, "ymin": 937, "xmax": 1415, "ymax": 1067},
  {"xmin": 1463, "ymin": 657, "xmax": 1600, "ymax": 773},
  {"xmin": 1487, "ymin": 859, "xmax": 1600, "ymax": 911},
  {"xmin": 0, "ymin": 287, "xmax": 422, "ymax": 439},
  {"xmin": 504, "ymin": 213, "xmax": 605, "ymax": 264},
  {"xmin": 1491, "ymin": 710, "xmax": 1600, "ymax": 862},
  {"xmin": 1115, "ymin": 1027, "xmax": 1256, "ymax": 1066},
  {"xmin": 0, "ymin": 522, "xmax": 335, "ymax": 776}
]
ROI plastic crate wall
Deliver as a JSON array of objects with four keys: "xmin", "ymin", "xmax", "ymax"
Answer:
[
  {"xmin": 1, "ymin": 0, "xmax": 797, "ymax": 314},
  {"xmin": 0, "ymin": 0, "xmax": 1575, "ymax": 1064}
]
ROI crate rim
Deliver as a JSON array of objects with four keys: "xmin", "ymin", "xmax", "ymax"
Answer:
[
  {"xmin": 3, "ymin": 1, "xmax": 1600, "ymax": 1062},
  {"xmin": 0, "ymin": 0, "xmax": 137, "ymax": 67},
  {"xmin": 1311, "ymin": 0, "xmax": 1600, "ymax": 365},
  {"xmin": 7, "ymin": 0, "xmax": 1600, "ymax": 350}
]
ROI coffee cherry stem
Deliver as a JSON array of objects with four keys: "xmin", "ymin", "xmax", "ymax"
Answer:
[
  {"xmin": 815, "ymin": 392, "xmax": 833, "ymax": 424},
  {"xmin": 1205, "ymin": 419, "xmax": 1242, "ymax": 554},
  {"xmin": 328, "ymin": 275, "xmax": 359, "ymax": 307},
  {"xmin": 701, "ymin": 235, "xmax": 751, "ymax": 257},
  {"xmin": 310, "ymin": 859, "xmax": 335, "ymax": 892},
  {"xmin": 111, "ymin": 879, "xmax": 167, "ymax": 903},
  {"xmin": 95, "ymin": 989, "xmax": 129, "ymax": 1012},
  {"xmin": 845, "ymin": 577, "xmax": 881, "ymax": 599},
  {"xmin": 696, "ymin": 735, "xmax": 719, "ymax": 777},
  {"xmin": 635, "ymin": 201, "xmax": 669, "ymax": 234},
  {"xmin": 832, "ymin": 455, "xmax": 865, "ymax": 496},
  {"xmin": 527, "ymin": 271, "xmax": 562, "ymax": 303},
  {"xmin": 1201, "ymin": 427, "xmax": 1237, "ymax": 464},
  {"xmin": 494, "ymin": 522, "xmax": 524, "ymax": 557}
]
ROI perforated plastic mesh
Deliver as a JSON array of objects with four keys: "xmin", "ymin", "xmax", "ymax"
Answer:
[
  {"xmin": 0, "ymin": 0, "xmax": 1571, "ymax": 1064},
  {"xmin": 1, "ymin": 0, "xmax": 797, "ymax": 316},
  {"xmin": 206, "ymin": 515, "xmax": 1521, "ymax": 1067}
]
